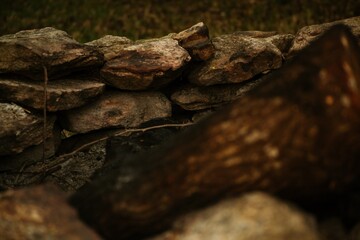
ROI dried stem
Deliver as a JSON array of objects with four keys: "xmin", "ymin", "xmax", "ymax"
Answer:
[{"xmin": 42, "ymin": 65, "xmax": 48, "ymax": 161}]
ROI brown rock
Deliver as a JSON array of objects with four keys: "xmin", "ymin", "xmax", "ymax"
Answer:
[
  {"xmin": 0, "ymin": 103, "xmax": 56, "ymax": 156},
  {"xmin": 86, "ymin": 35, "xmax": 133, "ymax": 60},
  {"xmin": 150, "ymin": 192, "xmax": 319, "ymax": 240},
  {"xmin": 171, "ymin": 22, "xmax": 215, "ymax": 61},
  {"xmin": 0, "ymin": 77, "xmax": 105, "ymax": 111},
  {"xmin": 171, "ymin": 79, "xmax": 261, "ymax": 111},
  {"xmin": 0, "ymin": 27, "xmax": 104, "ymax": 80},
  {"xmin": 265, "ymin": 33, "xmax": 295, "ymax": 55},
  {"xmin": 288, "ymin": 16, "xmax": 360, "ymax": 57},
  {"xmin": 0, "ymin": 124, "xmax": 61, "ymax": 171},
  {"xmin": 188, "ymin": 32, "xmax": 282, "ymax": 86},
  {"xmin": 0, "ymin": 184, "xmax": 101, "ymax": 240},
  {"xmin": 60, "ymin": 90, "xmax": 172, "ymax": 133},
  {"xmin": 100, "ymin": 37, "xmax": 191, "ymax": 90}
]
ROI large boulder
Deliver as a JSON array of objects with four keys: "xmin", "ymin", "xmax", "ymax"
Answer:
[
  {"xmin": 187, "ymin": 32, "xmax": 283, "ymax": 86},
  {"xmin": 60, "ymin": 90, "xmax": 172, "ymax": 133},
  {"xmin": 0, "ymin": 27, "xmax": 104, "ymax": 79},
  {"xmin": 0, "ymin": 77, "xmax": 105, "ymax": 111}
]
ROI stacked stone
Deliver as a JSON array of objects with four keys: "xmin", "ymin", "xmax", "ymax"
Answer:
[{"xmin": 0, "ymin": 16, "xmax": 359, "ymax": 170}]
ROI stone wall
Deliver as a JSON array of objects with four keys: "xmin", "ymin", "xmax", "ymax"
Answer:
[{"xmin": 0, "ymin": 16, "xmax": 359, "ymax": 170}]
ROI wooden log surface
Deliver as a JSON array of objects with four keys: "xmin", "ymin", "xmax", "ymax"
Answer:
[{"xmin": 70, "ymin": 25, "xmax": 360, "ymax": 240}]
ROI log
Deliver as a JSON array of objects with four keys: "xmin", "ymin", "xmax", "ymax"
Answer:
[{"xmin": 70, "ymin": 25, "xmax": 360, "ymax": 239}]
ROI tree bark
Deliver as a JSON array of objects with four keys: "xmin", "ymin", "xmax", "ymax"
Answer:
[{"xmin": 70, "ymin": 25, "xmax": 360, "ymax": 240}]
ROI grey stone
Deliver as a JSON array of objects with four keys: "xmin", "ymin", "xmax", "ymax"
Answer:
[
  {"xmin": 171, "ymin": 79, "xmax": 261, "ymax": 111},
  {"xmin": 288, "ymin": 16, "xmax": 360, "ymax": 57},
  {"xmin": 0, "ymin": 103, "xmax": 56, "ymax": 156},
  {"xmin": 60, "ymin": 90, "xmax": 172, "ymax": 133},
  {"xmin": 151, "ymin": 192, "xmax": 320, "ymax": 240},
  {"xmin": 100, "ymin": 37, "xmax": 191, "ymax": 90},
  {"xmin": 0, "ymin": 77, "xmax": 105, "ymax": 111},
  {"xmin": 0, "ymin": 27, "xmax": 104, "ymax": 80},
  {"xmin": 188, "ymin": 32, "xmax": 282, "ymax": 86}
]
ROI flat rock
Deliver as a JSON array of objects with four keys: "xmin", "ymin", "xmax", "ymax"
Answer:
[
  {"xmin": 0, "ymin": 103, "xmax": 56, "ymax": 156},
  {"xmin": 0, "ymin": 124, "xmax": 61, "ymax": 171},
  {"xmin": 188, "ymin": 32, "xmax": 282, "ymax": 86},
  {"xmin": 86, "ymin": 35, "xmax": 133, "ymax": 60},
  {"xmin": 171, "ymin": 79, "xmax": 261, "ymax": 111},
  {"xmin": 171, "ymin": 22, "xmax": 215, "ymax": 61},
  {"xmin": 288, "ymin": 16, "xmax": 360, "ymax": 57},
  {"xmin": 0, "ymin": 27, "xmax": 104, "ymax": 80},
  {"xmin": 150, "ymin": 192, "xmax": 320, "ymax": 240},
  {"xmin": 60, "ymin": 90, "xmax": 172, "ymax": 133},
  {"xmin": 0, "ymin": 184, "xmax": 101, "ymax": 240},
  {"xmin": 0, "ymin": 77, "xmax": 105, "ymax": 111},
  {"xmin": 100, "ymin": 37, "xmax": 191, "ymax": 90}
]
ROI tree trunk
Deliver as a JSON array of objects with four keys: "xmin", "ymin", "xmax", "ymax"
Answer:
[{"xmin": 70, "ymin": 25, "xmax": 360, "ymax": 240}]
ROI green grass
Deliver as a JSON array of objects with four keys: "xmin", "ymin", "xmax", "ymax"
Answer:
[{"xmin": 1, "ymin": 0, "xmax": 359, "ymax": 42}]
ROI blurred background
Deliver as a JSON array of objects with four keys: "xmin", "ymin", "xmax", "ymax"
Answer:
[{"xmin": 1, "ymin": 0, "xmax": 359, "ymax": 43}]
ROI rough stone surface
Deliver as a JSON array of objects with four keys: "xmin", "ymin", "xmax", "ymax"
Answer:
[
  {"xmin": 0, "ymin": 184, "xmax": 101, "ymax": 240},
  {"xmin": 288, "ymin": 16, "xmax": 360, "ymax": 57},
  {"xmin": 100, "ymin": 37, "xmax": 191, "ymax": 90},
  {"xmin": 0, "ymin": 103, "xmax": 56, "ymax": 156},
  {"xmin": 0, "ymin": 27, "xmax": 104, "ymax": 80},
  {"xmin": 265, "ymin": 33, "xmax": 295, "ymax": 55},
  {"xmin": 0, "ymin": 77, "xmax": 105, "ymax": 111},
  {"xmin": 188, "ymin": 32, "xmax": 282, "ymax": 86},
  {"xmin": 86, "ymin": 35, "xmax": 133, "ymax": 60},
  {"xmin": 171, "ymin": 22, "xmax": 215, "ymax": 61},
  {"xmin": 171, "ymin": 79, "xmax": 262, "ymax": 110},
  {"xmin": 0, "ymin": 124, "xmax": 61, "ymax": 171},
  {"xmin": 150, "ymin": 192, "xmax": 320, "ymax": 240},
  {"xmin": 60, "ymin": 90, "xmax": 172, "ymax": 133}
]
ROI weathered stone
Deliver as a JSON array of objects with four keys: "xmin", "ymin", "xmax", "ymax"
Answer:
[
  {"xmin": 0, "ymin": 124, "xmax": 61, "ymax": 171},
  {"xmin": 229, "ymin": 31, "xmax": 294, "ymax": 55},
  {"xmin": 171, "ymin": 79, "xmax": 261, "ymax": 111},
  {"xmin": 150, "ymin": 192, "xmax": 319, "ymax": 240},
  {"xmin": 60, "ymin": 91, "xmax": 172, "ymax": 133},
  {"xmin": 0, "ymin": 27, "xmax": 104, "ymax": 80},
  {"xmin": 188, "ymin": 32, "xmax": 282, "ymax": 86},
  {"xmin": 0, "ymin": 184, "xmax": 101, "ymax": 240},
  {"xmin": 86, "ymin": 35, "xmax": 133, "ymax": 60},
  {"xmin": 288, "ymin": 16, "xmax": 360, "ymax": 57},
  {"xmin": 0, "ymin": 77, "xmax": 105, "ymax": 111},
  {"xmin": 171, "ymin": 22, "xmax": 215, "ymax": 61},
  {"xmin": 100, "ymin": 38, "xmax": 191, "ymax": 90},
  {"xmin": 265, "ymin": 34, "xmax": 295, "ymax": 55},
  {"xmin": 0, "ymin": 103, "xmax": 56, "ymax": 156}
]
